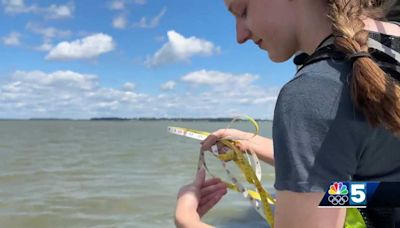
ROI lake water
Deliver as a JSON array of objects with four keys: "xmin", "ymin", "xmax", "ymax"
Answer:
[{"xmin": 0, "ymin": 120, "xmax": 275, "ymax": 227}]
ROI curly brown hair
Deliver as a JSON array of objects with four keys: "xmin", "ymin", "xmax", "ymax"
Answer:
[{"xmin": 327, "ymin": 0, "xmax": 400, "ymax": 136}]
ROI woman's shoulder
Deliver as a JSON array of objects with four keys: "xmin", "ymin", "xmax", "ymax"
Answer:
[
  {"xmin": 275, "ymin": 59, "xmax": 355, "ymax": 122},
  {"xmin": 280, "ymin": 59, "xmax": 350, "ymax": 101},
  {"xmin": 295, "ymin": 51, "xmax": 354, "ymax": 79}
]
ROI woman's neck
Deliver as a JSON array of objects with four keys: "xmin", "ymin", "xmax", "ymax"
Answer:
[{"xmin": 295, "ymin": 8, "xmax": 332, "ymax": 55}]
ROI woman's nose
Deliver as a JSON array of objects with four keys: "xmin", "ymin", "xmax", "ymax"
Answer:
[{"xmin": 236, "ymin": 19, "xmax": 251, "ymax": 44}]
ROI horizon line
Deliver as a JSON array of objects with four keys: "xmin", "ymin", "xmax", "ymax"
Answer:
[{"xmin": 0, "ymin": 117, "xmax": 273, "ymax": 121}]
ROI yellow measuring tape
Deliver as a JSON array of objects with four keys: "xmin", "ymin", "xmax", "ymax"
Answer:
[{"xmin": 168, "ymin": 116, "xmax": 275, "ymax": 227}]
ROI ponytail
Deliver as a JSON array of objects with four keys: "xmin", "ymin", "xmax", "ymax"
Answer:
[{"xmin": 327, "ymin": 0, "xmax": 400, "ymax": 136}]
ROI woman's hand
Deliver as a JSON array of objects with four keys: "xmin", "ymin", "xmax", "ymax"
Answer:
[
  {"xmin": 175, "ymin": 167, "xmax": 227, "ymax": 228},
  {"xmin": 200, "ymin": 128, "xmax": 250, "ymax": 154},
  {"xmin": 200, "ymin": 128, "xmax": 275, "ymax": 166}
]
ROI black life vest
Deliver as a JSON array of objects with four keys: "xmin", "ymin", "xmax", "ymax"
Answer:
[{"xmin": 294, "ymin": 32, "xmax": 400, "ymax": 82}]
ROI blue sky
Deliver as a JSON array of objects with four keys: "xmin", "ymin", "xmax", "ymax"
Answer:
[{"xmin": 0, "ymin": 0, "xmax": 296, "ymax": 119}]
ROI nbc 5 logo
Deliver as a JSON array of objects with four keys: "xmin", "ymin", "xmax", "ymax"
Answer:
[{"xmin": 349, "ymin": 183, "xmax": 367, "ymax": 206}]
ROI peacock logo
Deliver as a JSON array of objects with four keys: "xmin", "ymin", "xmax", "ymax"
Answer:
[
  {"xmin": 327, "ymin": 182, "xmax": 349, "ymax": 205},
  {"xmin": 328, "ymin": 182, "xmax": 349, "ymax": 195}
]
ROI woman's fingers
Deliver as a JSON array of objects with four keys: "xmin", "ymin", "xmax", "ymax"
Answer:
[
  {"xmin": 193, "ymin": 166, "xmax": 206, "ymax": 188},
  {"xmin": 197, "ymin": 189, "xmax": 226, "ymax": 217},
  {"xmin": 200, "ymin": 135, "xmax": 230, "ymax": 154},
  {"xmin": 200, "ymin": 134, "xmax": 219, "ymax": 151},
  {"xmin": 200, "ymin": 182, "xmax": 227, "ymax": 197},
  {"xmin": 199, "ymin": 188, "xmax": 227, "ymax": 206},
  {"xmin": 202, "ymin": 178, "xmax": 221, "ymax": 188}
]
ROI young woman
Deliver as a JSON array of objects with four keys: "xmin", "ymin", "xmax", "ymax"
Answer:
[{"xmin": 175, "ymin": 0, "xmax": 400, "ymax": 227}]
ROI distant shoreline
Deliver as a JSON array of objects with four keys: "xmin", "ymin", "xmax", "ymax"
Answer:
[{"xmin": 0, "ymin": 117, "xmax": 273, "ymax": 122}]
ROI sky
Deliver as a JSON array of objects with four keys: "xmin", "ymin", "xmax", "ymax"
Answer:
[{"xmin": 0, "ymin": 0, "xmax": 297, "ymax": 119}]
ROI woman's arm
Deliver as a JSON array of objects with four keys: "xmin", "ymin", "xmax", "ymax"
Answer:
[
  {"xmin": 275, "ymin": 191, "xmax": 346, "ymax": 228},
  {"xmin": 202, "ymin": 129, "xmax": 274, "ymax": 166},
  {"xmin": 176, "ymin": 169, "xmax": 347, "ymax": 228},
  {"xmin": 175, "ymin": 167, "xmax": 227, "ymax": 228},
  {"xmin": 175, "ymin": 189, "xmax": 212, "ymax": 228}
]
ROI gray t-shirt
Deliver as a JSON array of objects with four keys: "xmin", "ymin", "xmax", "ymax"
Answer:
[{"xmin": 273, "ymin": 57, "xmax": 400, "ymax": 193}]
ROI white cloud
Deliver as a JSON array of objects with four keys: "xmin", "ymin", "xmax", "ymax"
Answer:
[
  {"xmin": 2, "ymin": 32, "xmax": 21, "ymax": 46},
  {"xmin": 151, "ymin": 87, "xmax": 278, "ymax": 119},
  {"xmin": 1, "ymin": 0, "xmax": 74, "ymax": 19},
  {"xmin": 181, "ymin": 70, "xmax": 259, "ymax": 91},
  {"xmin": 109, "ymin": 0, "xmax": 146, "ymax": 10},
  {"xmin": 46, "ymin": 33, "xmax": 116, "ymax": 61},
  {"xmin": 4, "ymin": 0, "xmax": 23, "ymax": 8},
  {"xmin": 26, "ymin": 22, "xmax": 71, "ymax": 39},
  {"xmin": 177, "ymin": 70, "xmax": 278, "ymax": 118},
  {"xmin": 45, "ymin": 3, "xmax": 74, "ymax": 19},
  {"xmin": 134, "ymin": 0, "xmax": 146, "ymax": 5},
  {"xmin": 122, "ymin": 82, "xmax": 135, "ymax": 91},
  {"xmin": 0, "ymin": 69, "xmax": 281, "ymax": 119},
  {"xmin": 2, "ymin": 0, "xmax": 35, "ymax": 13},
  {"xmin": 133, "ymin": 7, "xmax": 166, "ymax": 29},
  {"xmin": 160, "ymin": 81, "xmax": 176, "ymax": 91},
  {"xmin": 35, "ymin": 41, "xmax": 53, "ymax": 51},
  {"xmin": 182, "ymin": 70, "xmax": 235, "ymax": 85},
  {"xmin": 113, "ymin": 15, "xmax": 127, "ymax": 29},
  {"xmin": 12, "ymin": 70, "xmax": 99, "ymax": 90},
  {"xmin": 110, "ymin": 0, "xmax": 124, "ymax": 10},
  {"xmin": 145, "ymin": 30, "xmax": 220, "ymax": 67},
  {"xmin": 251, "ymin": 97, "xmax": 277, "ymax": 105},
  {"xmin": 0, "ymin": 70, "xmax": 150, "ymax": 119},
  {"xmin": 26, "ymin": 23, "xmax": 70, "ymax": 52}
]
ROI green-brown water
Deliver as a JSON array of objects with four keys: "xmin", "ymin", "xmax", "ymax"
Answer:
[{"xmin": 0, "ymin": 120, "xmax": 275, "ymax": 227}]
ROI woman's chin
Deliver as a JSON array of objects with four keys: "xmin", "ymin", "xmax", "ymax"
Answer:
[{"xmin": 267, "ymin": 49, "xmax": 294, "ymax": 63}]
